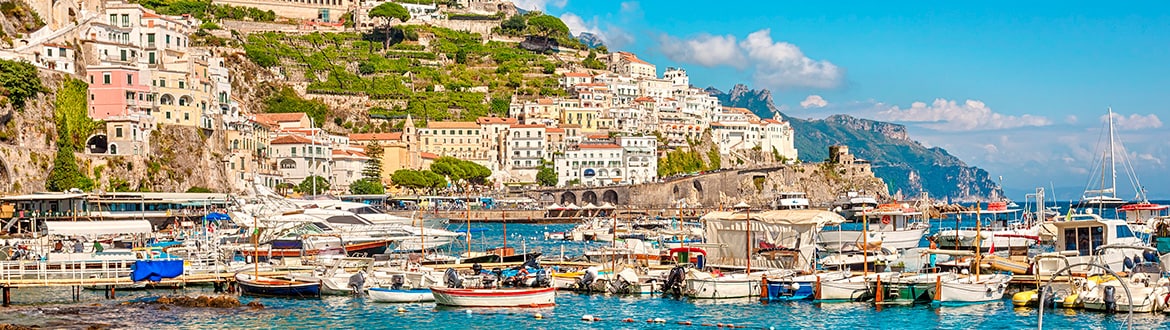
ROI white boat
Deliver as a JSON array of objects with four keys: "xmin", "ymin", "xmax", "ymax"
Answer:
[
  {"xmin": 935, "ymin": 273, "xmax": 1012, "ymax": 304},
  {"xmin": 934, "ymin": 204, "xmax": 1039, "ymax": 253},
  {"xmin": 1033, "ymin": 215, "xmax": 1145, "ymax": 276},
  {"xmin": 773, "ymin": 192, "xmax": 810, "ymax": 210},
  {"xmin": 819, "ymin": 205, "xmax": 929, "ymax": 252},
  {"xmin": 368, "ymin": 288, "xmax": 435, "ymax": 303},
  {"xmin": 817, "ymin": 272, "xmax": 899, "ymax": 301},
  {"xmin": 685, "ymin": 273, "xmax": 761, "ymax": 299},
  {"xmin": 1072, "ymin": 108, "xmax": 1146, "ymax": 210},
  {"xmin": 1081, "ymin": 245, "xmax": 1167, "ymax": 313},
  {"xmin": 430, "ymin": 287, "xmax": 556, "ymax": 307}
]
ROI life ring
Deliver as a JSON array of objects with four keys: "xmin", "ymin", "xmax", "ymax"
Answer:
[{"xmin": 881, "ymin": 215, "xmax": 891, "ymax": 225}]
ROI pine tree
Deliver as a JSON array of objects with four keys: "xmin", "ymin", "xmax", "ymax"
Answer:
[{"xmin": 362, "ymin": 143, "xmax": 384, "ymax": 181}]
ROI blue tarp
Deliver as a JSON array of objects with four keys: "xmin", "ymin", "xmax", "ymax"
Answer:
[
  {"xmin": 130, "ymin": 259, "xmax": 184, "ymax": 282},
  {"xmin": 148, "ymin": 241, "xmax": 183, "ymax": 249},
  {"xmin": 203, "ymin": 212, "xmax": 231, "ymax": 222}
]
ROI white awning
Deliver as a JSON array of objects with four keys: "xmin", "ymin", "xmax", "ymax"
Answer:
[{"xmin": 45, "ymin": 220, "xmax": 153, "ymax": 237}]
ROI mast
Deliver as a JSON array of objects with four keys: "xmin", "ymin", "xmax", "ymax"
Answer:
[
  {"xmin": 465, "ymin": 203, "xmax": 471, "ymax": 256},
  {"xmin": 862, "ymin": 210, "xmax": 868, "ymax": 274},
  {"xmin": 745, "ymin": 203, "xmax": 751, "ymax": 274},
  {"xmin": 974, "ymin": 201, "xmax": 982, "ymax": 278},
  {"xmin": 1107, "ymin": 107, "xmax": 1117, "ymax": 201}
]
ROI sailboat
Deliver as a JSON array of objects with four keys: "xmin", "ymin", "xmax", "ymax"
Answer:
[{"xmin": 1073, "ymin": 108, "xmax": 1144, "ymax": 210}]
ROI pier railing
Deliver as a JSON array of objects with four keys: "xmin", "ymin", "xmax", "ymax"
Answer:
[{"xmin": 0, "ymin": 259, "xmax": 135, "ymax": 283}]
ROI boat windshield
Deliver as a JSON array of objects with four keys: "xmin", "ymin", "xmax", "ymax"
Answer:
[{"xmin": 1115, "ymin": 224, "xmax": 1136, "ymax": 239}]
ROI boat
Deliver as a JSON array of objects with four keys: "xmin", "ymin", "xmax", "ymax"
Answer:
[
  {"xmin": 817, "ymin": 272, "xmax": 899, "ymax": 301},
  {"xmin": 934, "ymin": 203, "xmax": 1039, "ymax": 253},
  {"xmin": 1072, "ymin": 108, "xmax": 1147, "ymax": 210},
  {"xmin": 935, "ymin": 273, "xmax": 1012, "ymax": 304},
  {"xmin": 762, "ymin": 270, "xmax": 850, "ymax": 301},
  {"xmin": 235, "ymin": 273, "xmax": 322, "ymax": 298},
  {"xmin": 1033, "ymin": 215, "xmax": 1145, "ymax": 275},
  {"xmin": 1080, "ymin": 245, "xmax": 1168, "ymax": 313},
  {"xmin": 430, "ymin": 286, "xmax": 556, "ymax": 307},
  {"xmin": 867, "ymin": 272, "xmax": 950, "ymax": 305},
  {"xmin": 773, "ymin": 192, "xmax": 810, "ymax": 210},
  {"xmin": 368, "ymin": 287, "xmax": 435, "ymax": 303},
  {"xmin": 818, "ymin": 247, "xmax": 898, "ymax": 272},
  {"xmin": 820, "ymin": 204, "xmax": 929, "ymax": 252},
  {"xmin": 685, "ymin": 271, "xmax": 766, "ymax": 299},
  {"xmin": 831, "ymin": 192, "xmax": 879, "ymax": 221}
]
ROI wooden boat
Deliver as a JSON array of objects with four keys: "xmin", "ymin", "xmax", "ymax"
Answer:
[
  {"xmin": 817, "ymin": 272, "xmax": 898, "ymax": 301},
  {"xmin": 762, "ymin": 271, "xmax": 851, "ymax": 301},
  {"xmin": 430, "ymin": 286, "xmax": 556, "ymax": 307},
  {"xmin": 237, "ymin": 239, "xmax": 394, "ymax": 260},
  {"xmin": 235, "ymin": 273, "xmax": 322, "ymax": 298},
  {"xmin": 368, "ymin": 287, "xmax": 435, "ymax": 303}
]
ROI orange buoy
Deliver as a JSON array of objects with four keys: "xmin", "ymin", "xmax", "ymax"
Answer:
[
  {"xmin": 622, "ymin": 318, "xmax": 634, "ymax": 323},
  {"xmin": 678, "ymin": 321, "xmax": 693, "ymax": 325}
]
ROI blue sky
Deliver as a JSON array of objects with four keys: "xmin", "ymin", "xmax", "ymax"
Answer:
[{"xmin": 516, "ymin": 0, "xmax": 1170, "ymax": 199}]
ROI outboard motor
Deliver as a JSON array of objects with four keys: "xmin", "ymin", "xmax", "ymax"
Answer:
[
  {"xmin": 578, "ymin": 269, "xmax": 597, "ymax": 292},
  {"xmin": 444, "ymin": 267, "xmax": 463, "ymax": 288},
  {"xmin": 390, "ymin": 274, "xmax": 406, "ymax": 290},
  {"xmin": 533, "ymin": 268, "xmax": 551, "ymax": 288},
  {"xmin": 348, "ymin": 271, "xmax": 366, "ymax": 296},
  {"xmin": 1103, "ymin": 285, "xmax": 1117, "ymax": 313},
  {"xmin": 662, "ymin": 265, "xmax": 687, "ymax": 298},
  {"xmin": 608, "ymin": 276, "xmax": 631, "ymax": 295}
]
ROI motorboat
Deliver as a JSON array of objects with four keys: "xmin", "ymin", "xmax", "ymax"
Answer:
[
  {"xmin": 820, "ymin": 204, "xmax": 929, "ymax": 252},
  {"xmin": 235, "ymin": 272, "xmax": 322, "ymax": 298},
  {"xmin": 430, "ymin": 286, "xmax": 556, "ymax": 307},
  {"xmin": 935, "ymin": 273, "xmax": 1012, "ymax": 304}
]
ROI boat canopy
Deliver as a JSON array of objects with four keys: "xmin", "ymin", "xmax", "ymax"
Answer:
[
  {"xmin": 45, "ymin": 220, "xmax": 152, "ymax": 236},
  {"xmin": 700, "ymin": 210, "xmax": 845, "ymax": 271}
]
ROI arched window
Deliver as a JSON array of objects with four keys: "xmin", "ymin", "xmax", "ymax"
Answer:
[
  {"xmin": 159, "ymin": 94, "xmax": 174, "ymax": 105},
  {"xmin": 280, "ymin": 159, "xmax": 296, "ymax": 169}
]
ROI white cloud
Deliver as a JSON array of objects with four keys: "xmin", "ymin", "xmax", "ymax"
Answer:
[
  {"xmin": 657, "ymin": 33, "xmax": 744, "ymax": 68},
  {"xmin": 657, "ymin": 29, "xmax": 842, "ymax": 89},
  {"xmin": 1100, "ymin": 112, "xmax": 1163, "ymax": 130},
  {"xmin": 879, "ymin": 98, "xmax": 1052, "ymax": 131},
  {"xmin": 620, "ymin": 1, "xmax": 640, "ymax": 15},
  {"xmin": 1064, "ymin": 115, "xmax": 1078, "ymax": 124},
  {"xmin": 560, "ymin": 13, "xmax": 634, "ymax": 49},
  {"xmin": 800, "ymin": 95, "xmax": 827, "ymax": 109},
  {"xmin": 512, "ymin": 0, "xmax": 567, "ymax": 12}
]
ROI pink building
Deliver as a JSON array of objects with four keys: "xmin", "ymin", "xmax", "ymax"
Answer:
[{"xmin": 87, "ymin": 64, "xmax": 152, "ymax": 120}]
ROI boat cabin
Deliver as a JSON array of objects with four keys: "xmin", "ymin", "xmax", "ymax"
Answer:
[{"xmin": 1050, "ymin": 215, "xmax": 1141, "ymax": 256}]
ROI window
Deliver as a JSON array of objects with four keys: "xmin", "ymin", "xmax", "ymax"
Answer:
[
  {"xmin": 147, "ymin": 33, "xmax": 155, "ymax": 44},
  {"xmin": 103, "ymin": 73, "xmax": 111, "ymax": 84},
  {"xmin": 165, "ymin": 111, "xmax": 171, "ymax": 119},
  {"xmin": 120, "ymin": 49, "xmax": 126, "ymax": 61},
  {"xmin": 291, "ymin": 147, "xmax": 296, "ymax": 156},
  {"xmin": 115, "ymin": 127, "xmax": 123, "ymax": 138},
  {"xmin": 89, "ymin": 75, "xmax": 93, "ymax": 84},
  {"xmin": 121, "ymin": 14, "xmax": 129, "ymax": 27},
  {"xmin": 159, "ymin": 79, "xmax": 165, "ymax": 87},
  {"xmin": 183, "ymin": 112, "xmax": 189, "ymax": 121},
  {"xmin": 166, "ymin": 35, "xmax": 171, "ymax": 45},
  {"xmin": 178, "ymin": 81, "xmax": 184, "ymax": 89},
  {"xmin": 148, "ymin": 52, "xmax": 155, "ymax": 64},
  {"xmin": 47, "ymin": 48, "xmax": 52, "ymax": 57},
  {"xmin": 109, "ymin": 14, "xmax": 116, "ymax": 25}
]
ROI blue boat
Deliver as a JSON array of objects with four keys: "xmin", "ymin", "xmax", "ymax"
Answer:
[
  {"xmin": 762, "ymin": 271, "xmax": 852, "ymax": 302},
  {"xmin": 235, "ymin": 273, "xmax": 322, "ymax": 299}
]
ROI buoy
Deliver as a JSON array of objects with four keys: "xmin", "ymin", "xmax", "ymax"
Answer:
[
  {"xmin": 396, "ymin": 306, "xmax": 406, "ymax": 313},
  {"xmin": 534, "ymin": 313, "xmax": 543, "ymax": 319},
  {"xmin": 653, "ymin": 318, "xmax": 666, "ymax": 323},
  {"xmin": 581, "ymin": 315, "xmax": 595, "ymax": 321},
  {"xmin": 465, "ymin": 310, "xmax": 473, "ymax": 314},
  {"xmin": 717, "ymin": 323, "xmax": 724, "ymax": 327},
  {"xmin": 622, "ymin": 318, "xmax": 635, "ymax": 323},
  {"xmin": 678, "ymin": 321, "xmax": 693, "ymax": 325}
]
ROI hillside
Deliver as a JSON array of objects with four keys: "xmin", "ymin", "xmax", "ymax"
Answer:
[{"xmin": 709, "ymin": 84, "xmax": 1003, "ymax": 201}]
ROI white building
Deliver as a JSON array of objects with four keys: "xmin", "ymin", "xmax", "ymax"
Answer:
[
  {"xmin": 556, "ymin": 143, "xmax": 625, "ymax": 187},
  {"xmin": 270, "ymin": 134, "xmax": 333, "ymax": 185},
  {"xmin": 331, "ymin": 147, "xmax": 370, "ymax": 193},
  {"xmin": 609, "ymin": 52, "xmax": 657, "ymax": 79},
  {"xmin": 504, "ymin": 124, "xmax": 547, "ymax": 172},
  {"xmin": 617, "ymin": 135, "xmax": 658, "ymax": 185}
]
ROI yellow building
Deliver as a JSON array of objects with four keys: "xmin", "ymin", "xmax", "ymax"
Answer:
[
  {"xmin": 419, "ymin": 121, "xmax": 486, "ymax": 162},
  {"xmin": 561, "ymin": 107, "xmax": 603, "ymax": 133}
]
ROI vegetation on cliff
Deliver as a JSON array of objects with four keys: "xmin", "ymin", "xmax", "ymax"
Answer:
[
  {"xmin": 134, "ymin": 0, "xmax": 276, "ymax": 22},
  {"xmin": 263, "ymin": 86, "xmax": 328, "ymax": 127},
  {"xmin": 0, "ymin": 59, "xmax": 45, "ymax": 110},
  {"xmin": 45, "ymin": 78, "xmax": 98, "ymax": 192}
]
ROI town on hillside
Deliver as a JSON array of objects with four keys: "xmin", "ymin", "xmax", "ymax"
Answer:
[{"xmin": 0, "ymin": 0, "xmax": 799, "ymax": 196}]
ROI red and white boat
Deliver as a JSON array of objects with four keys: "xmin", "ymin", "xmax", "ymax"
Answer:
[{"xmin": 430, "ymin": 287, "xmax": 556, "ymax": 307}]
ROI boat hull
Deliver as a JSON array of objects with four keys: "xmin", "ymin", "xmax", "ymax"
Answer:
[
  {"xmin": 368, "ymin": 288, "xmax": 435, "ymax": 303},
  {"xmin": 686, "ymin": 277, "xmax": 760, "ymax": 299},
  {"xmin": 819, "ymin": 228, "xmax": 927, "ymax": 252},
  {"xmin": 936, "ymin": 275, "xmax": 1011, "ymax": 304},
  {"xmin": 430, "ymin": 287, "xmax": 556, "ymax": 307},
  {"xmin": 235, "ymin": 273, "xmax": 322, "ymax": 299}
]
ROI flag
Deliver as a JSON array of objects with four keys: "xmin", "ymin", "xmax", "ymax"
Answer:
[
  {"xmin": 1065, "ymin": 206, "xmax": 1074, "ymax": 221},
  {"xmin": 988, "ymin": 240, "xmax": 996, "ymax": 255}
]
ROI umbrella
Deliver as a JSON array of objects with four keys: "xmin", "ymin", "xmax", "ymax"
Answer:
[
  {"xmin": 733, "ymin": 201, "xmax": 751, "ymax": 209},
  {"xmin": 599, "ymin": 202, "xmax": 616, "ymax": 209},
  {"xmin": 545, "ymin": 203, "xmax": 563, "ymax": 210}
]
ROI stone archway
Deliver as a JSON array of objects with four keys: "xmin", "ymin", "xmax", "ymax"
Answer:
[
  {"xmin": 602, "ymin": 190, "xmax": 618, "ymax": 205},
  {"xmin": 560, "ymin": 191, "xmax": 577, "ymax": 205},
  {"xmin": 581, "ymin": 191, "xmax": 598, "ymax": 205},
  {"xmin": 539, "ymin": 192, "xmax": 555, "ymax": 203},
  {"xmin": 85, "ymin": 134, "xmax": 108, "ymax": 154}
]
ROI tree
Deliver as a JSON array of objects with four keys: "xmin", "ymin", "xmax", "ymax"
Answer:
[
  {"xmin": 527, "ymin": 14, "xmax": 569, "ymax": 51},
  {"xmin": 537, "ymin": 165, "xmax": 557, "ymax": 187},
  {"xmin": 430, "ymin": 156, "xmax": 490, "ymax": 186},
  {"xmin": 362, "ymin": 143, "xmax": 384, "ymax": 181},
  {"xmin": 46, "ymin": 145, "xmax": 93, "ymax": 192},
  {"xmin": 349, "ymin": 178, "xmax": 385, "ymax": 194},
  {"xmin": 185, "ymin": 186, "xmax": 214, "ymax": 193},
  {"xmin": 582, "ymin": 51, "xmax": 605, "ymax": 70},
  {"xmin": 500, "ymin": 14, "xmax": 526, "ymax": 35},
  {"xmin": 296, "ymin": 175, "xmax": 330, "ymax": 195},
  {"xmin": 367, "ymin": 2, "xmax": 410, "ymax": 48},
  {"xmin": 0, "ymin": 59, "xmax": 45, "ymax": 110}
]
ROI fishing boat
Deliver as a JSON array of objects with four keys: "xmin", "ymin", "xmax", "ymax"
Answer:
[
  {"xmin": 235, "ymin": 273, "xmax": 322, "ymax": 298},
  {"xmin": 368, "ymin": 287, "xmax": 435, "ymax": 303},
  {"xmin": 685, "ymin": 271, "xmax": 767, "ymax": 299},
  {"xmin": 867, "ymin": 272, "xmax": 951, "ymax": 305},
  {"xmin": 817, "ymin": 272, "xmax": 899, "ymax": 301},
  {"xmin": 934, "ymin": 202, "xmax": 1039, "ymax": 253},
  {"xmin": 430, "ymin": 286, "xmax": 556, "ymax": 307},
  {"xmin": 762, "ymin": 270, "xmax": 850, "ymax": 301}
]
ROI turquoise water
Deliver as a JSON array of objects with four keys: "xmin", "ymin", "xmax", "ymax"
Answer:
[{"xmin": 1, "ymin": 221, "xmax": 1168, "ymax": 329}]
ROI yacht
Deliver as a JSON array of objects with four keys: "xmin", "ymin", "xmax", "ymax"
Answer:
[{"xmin": 1033, "ymin": 213, "xmax": 1146, "ymax": 276}]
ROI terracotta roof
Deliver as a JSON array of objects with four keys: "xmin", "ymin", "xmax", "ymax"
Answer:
[
  {"xmin": 762, "ymin": 119, "xmax": 784, "ymax": 125},
  {"xmin": 270, "ymin": 135, "xmax": 313, "ymax": 145},
  {"xmin": 585, "ymin": 134, "xmax": 610, "ymax": 139},
  {"xmin": 476, "ymin": 117, "xmax": 518, "ymax": 125},
  {"xmin": 620, "ymin": 52, "xmax": 651, "ymax": 65},
  {"xmin": 349, "ymin": 132, "xmax": 402, "ymax": 141},
  {"xmin": 545, "ymin": 127, "xmax": 565, "ymax": 133},
  {"xmin": 579, "ymin": 144, "xmax": 621, "ymax": 149},
  {"xmin": 420, "ymin": 152, "xmax": 440, "ymax": 160},
  {"xmin": 634, "ymin": 97, "xmax": 655, "ymax": 102},
  {"xmin": 426, "ymin": 121, "xmax": 480, "ymax": 129},
  {"xmin": 564, "ymin": 72, "xmax": 592, "ymax": 77},
  {"xmin": 332, "ymin": 149, "xmax": 369, "ymax": 158},
  {"xmin": 722, "ymin": 106, "xmax": 752, "ymax": 114},
  {"xmin": 509, "ymin": 124, "xmax": 544, "ymax": 129},
  {"xmin": 560, "ymin": 124, "xmax": 581, "ymax": 128},
  {"xmin": 254, "ymin": 112, "xmax": 309, "ymax": 123},
  {"xmin": 536, "ymin": 98, "xmax": 554, "ymax": 105}
]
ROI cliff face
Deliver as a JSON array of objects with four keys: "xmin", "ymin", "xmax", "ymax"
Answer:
[{"xmin": 709, "ymin": 84, "xmax": 1003, "ymax": 201}]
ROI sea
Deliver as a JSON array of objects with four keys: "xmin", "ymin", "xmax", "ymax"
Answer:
[{"xmin": 1, "ymin": 201, "xmax": 1168, "ymax": 329}]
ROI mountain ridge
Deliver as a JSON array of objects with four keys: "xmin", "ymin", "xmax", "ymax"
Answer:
[{"xmin": 708, "ymin": 84, "xmax": 1003, "ymax": 201}]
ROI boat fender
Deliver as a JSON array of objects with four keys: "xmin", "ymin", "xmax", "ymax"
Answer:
[
  {"xmin": 1123, "ymin": 256, "xmax": 1134, "ymax": 270},
  {"xmin": 654, "ymin": 318, "xmax": 666, "ymax": 323}
]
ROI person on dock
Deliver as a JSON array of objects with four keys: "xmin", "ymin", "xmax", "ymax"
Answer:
[
  {"xmin": 73, "ymin": 239, "xmax": 84, "ymax": 253},
  {"xmin": 93, "ymin": 241, "xmax": 104, "ymax": 253},
  {"xmin": 53, "ymin": 240, "xmax": 63, "ymax": 253}
]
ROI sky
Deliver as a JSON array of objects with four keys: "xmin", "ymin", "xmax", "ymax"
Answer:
[{"xmin": 513, "ymin": 0, "xmax": 1170, "ymax": 200}]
